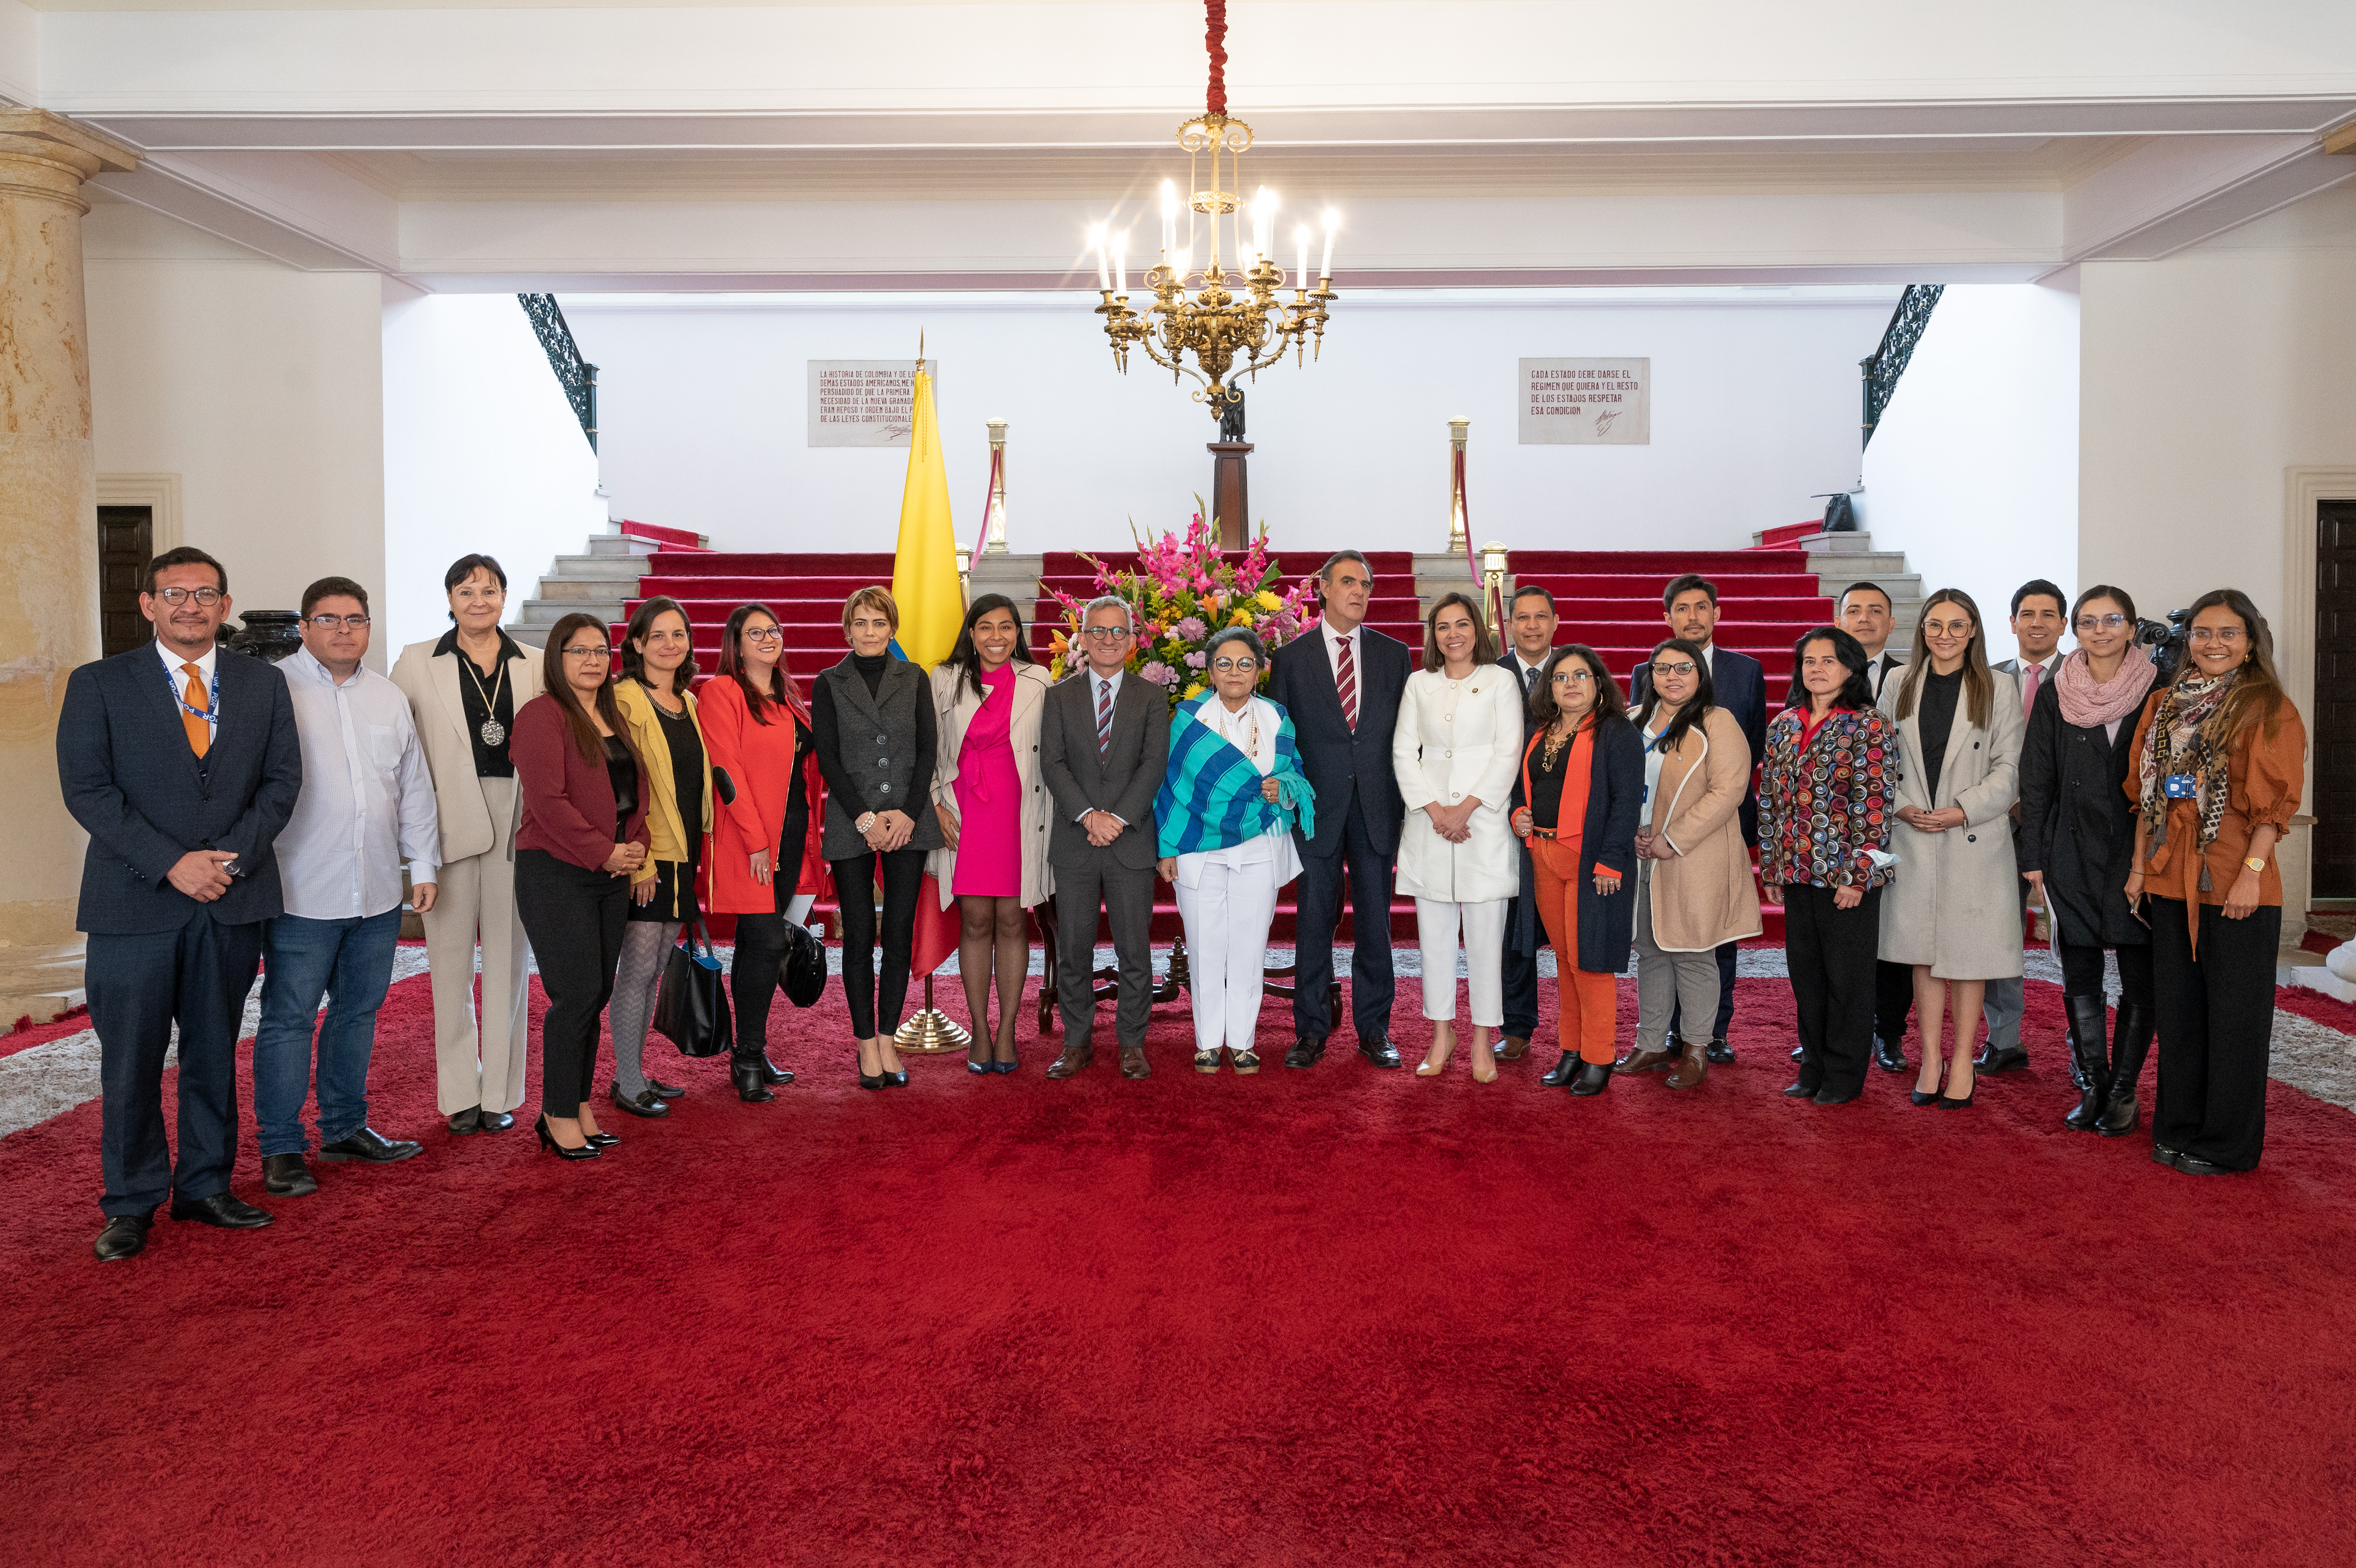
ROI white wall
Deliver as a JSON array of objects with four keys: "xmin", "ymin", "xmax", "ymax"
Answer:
[
  {"xmin": 1857, "ymin": 282, "xmax": 2083, "ymax": 665},
  {"xmin": 564, "ymin": 288, "xmax": 1892, "ymax": 557},
  {"xmin": 381, "ymin": 292, "xmax": 608, "ymax": 654},
  {"xmin": 84, "ymin": 201, "xmax": 386, "ymax": 654}
]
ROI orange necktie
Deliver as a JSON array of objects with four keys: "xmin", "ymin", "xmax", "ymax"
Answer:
[{"xmin": 180, "ymin": 662, "xmax": 211, "ymax": 759}]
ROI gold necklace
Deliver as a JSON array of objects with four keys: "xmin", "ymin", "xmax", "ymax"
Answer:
[{"xmin": 1541, "ymin": 719, "xmax": 1578, "ymax": 770}]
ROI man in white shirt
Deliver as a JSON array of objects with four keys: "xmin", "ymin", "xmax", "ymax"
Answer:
[
  {"xmin": 1493, "ymin": 584, "xmax": 1558, "ymax": 1057},
  {"xmin": 252, "ymin": 578, "xmax": 441, "ymax": 1199},
  {"xmin": 1981, "ymin": 578, "xmax": 2068, "ymax": 1076}
]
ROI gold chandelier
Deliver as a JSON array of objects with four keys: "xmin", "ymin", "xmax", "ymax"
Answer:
[{"xmin": 1090, "ymin": 0, "xmax": 1338, "ymax": 418}]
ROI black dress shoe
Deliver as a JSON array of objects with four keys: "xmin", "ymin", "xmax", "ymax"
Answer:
[
  {"xmin": 477, "ymin": 1110, "xmax": 514, "ymax": 1133},
  {"xmin": 94, "ymin": 1214, "xmax": 151, "ymax": 1261},
  {"xmin": 446, "ymin": 1106, "xmax": 482, "ymax": 1135},
  {"xmin": 317, "ymin": 1127, "xmax": 423, "ymax": 1163},
  {"xmin": 609, "ymin": 1083, "xmax": 670, "ymax": 1119},
  {"xmin": 262, "ymin": 1153, "xmax": 319, "ymax": 1196},
  {"xmin": 1782, "ymin": 1080, "xmax": 1822, "ymax": 1099},
  {"xmin": 1567, "ymin": 1061, "xmax": 1612, "ymax": 1096},
  {"xmin": 1284, "ymin": 1037, "xmax": 1326, "ymax": 1069},
  {"xmin": 1909, "ymin": 1089, "xmax": 1941, "ymax": 1107},
  {"xmin": 732, "ymin": 1051, "xmax": 776, "ymax": 1103},
  {"xmin": 758, "ymin": 1054, "xmax": 793, "ymax": 1086},
  {"xmin": 648, "ymin": 1078, "xmax": 688, "ymax": 1099},
  {"xmin": 1977, "ymin": 1043, "xmax": 2030, "ymax": 1075},
  {"xmin": 1703, "ymin": 1038, "xmax": 1734, "ymax": 1065},
  {"xmin": 1789, "ymin": 1044, "xmax": 1805, "ymax": 1061},
  {"xmin": 169, "ymin": 1191, "xmax": 274, "ymax": 1229},
  {"xmin": 1357, "ymin": 1036, "xmax": 1403, "ymax": 1069},
  {"xmin": 535, "ymin": 1114, "xmax": 600, "ymax": 1160},
  {"xmin": 2171, "ymin": 1153, "xmax": 2243, "ymax": 1176},
  {"xmin": 2150, "ymin": 1144, "xmax": 2182, "ymax": 1170},
  {"xmin": 1540, "ymin": 1051, "xmax": 1581, "ymax": 1087},
  {"xmin": 1812, "ymin": 1089, "xmax": 1859, "ymax": 1106},
  {"xmin": 1872, "ymin": 1035, "xmax": 1909, "ymax": 1073}
]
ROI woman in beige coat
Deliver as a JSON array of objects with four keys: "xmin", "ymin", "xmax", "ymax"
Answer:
[
  {"xmin": 928, "ymin": 595, "xmax": 1057, "ymax": 1072},
  {"xmin": 1879, "ymin": 589, "xmax": 2024, "ymax": 1109},
  {"xmin": 1617, "ymin": 639, "xmax": 1762, "ymax": 1089}
]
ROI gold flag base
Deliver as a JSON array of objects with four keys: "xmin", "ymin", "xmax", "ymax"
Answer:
[{"xmin": 893, "ymin": 972, "xmax": 972, "ymax": 1054}]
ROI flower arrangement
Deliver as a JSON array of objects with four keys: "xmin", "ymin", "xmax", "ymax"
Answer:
[{"xmin": 1045, "ymin": 508, "xmax": 1322, "ymax": 709}]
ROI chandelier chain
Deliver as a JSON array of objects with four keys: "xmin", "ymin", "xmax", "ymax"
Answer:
[{"xmin": 1205, "ymin": 0, "xmax": 1227, "ymax": 115}]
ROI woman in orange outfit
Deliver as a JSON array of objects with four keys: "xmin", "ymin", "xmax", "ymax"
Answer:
[{"xmin": 1510, "ymin": 645, "xmax": 1642, "ymax": 1097}]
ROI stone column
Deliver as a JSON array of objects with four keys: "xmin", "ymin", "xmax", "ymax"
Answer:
[{"xmin": 0, "ymin": 112, "xmax": 137, "ymax": 1022}]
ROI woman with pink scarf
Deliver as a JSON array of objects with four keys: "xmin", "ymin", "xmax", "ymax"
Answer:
[{"xmin": 2017, "ymin": 586, "xmax": 2158, "ymax": 1136}]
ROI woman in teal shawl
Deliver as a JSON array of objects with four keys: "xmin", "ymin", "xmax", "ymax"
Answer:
[{"xmin": 1154, "ymin": 627, "xmax": 1317, "ymax": 1074}]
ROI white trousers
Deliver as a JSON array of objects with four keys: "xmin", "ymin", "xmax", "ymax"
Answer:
[
  {"xmin": 1416, "ymin": 896, "xmax": 1508, "ymax": 1027},
  {"xmin": 1174, "ymin": 856, "xmax": 1283, "ymax": 1056},
  {"xmin": 420, "ymin": 776, "xmax": 531, "ymax": 1116}
]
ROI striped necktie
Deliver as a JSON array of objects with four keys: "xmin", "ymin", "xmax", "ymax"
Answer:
[
  {"xmin": 1336, "ymin": 634, "xmax": 1358, "ymax": 731},
  {"xmin": 1096, "ymin": 677, "xmax": 1114, "ymax": 756},
  {"xmin": 180, "ymin": 662, "xmax": 211, "ymax": 759}
]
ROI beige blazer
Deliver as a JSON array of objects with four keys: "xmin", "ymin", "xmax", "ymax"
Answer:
[
  {"xmin": 1643, "ymin": 705, "xmax": 1764, "ymax": 952},
  {"xmin": 1878, "ymin": 666, "xmax": 2026, "ymax": 980},
  {"xmin": 926, "ymin": 660, "xmax": 1056, "ymax": 909},
  {"xmin": 391, "ymin": 633, "xmax": 547, "ymax": 865}
]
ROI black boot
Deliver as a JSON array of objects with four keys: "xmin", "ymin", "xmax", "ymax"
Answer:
[
  {"xmin": 2097, "ymin": 1002, "xmax": 2155, "ymax": 1137},
  {"xmin": 2062, "ymin": 993, "xmax": 2111, "ymax": 1132},
  {"xmin": 758, "ymin": 1052, "xmax": 793, "ymax": 1086},
  {"xmin": 732, "ymin": 1050, "xmax": 776, "ymax": 1103},
  {"xmin": 1567, "ymin": 1061, "xmax": 1612, "ymax": 1097},
  {"xmin": 1540, "ymin": 1050, "xmax": 1581, "ymax": 1087}
]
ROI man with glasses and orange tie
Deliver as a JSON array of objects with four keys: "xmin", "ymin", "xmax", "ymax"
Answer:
[{"xmin": 58, "ymin": 547, "xmax": 304, "ymax": 1261}]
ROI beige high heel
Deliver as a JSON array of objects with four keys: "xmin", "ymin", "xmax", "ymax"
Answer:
[
  {"xmin": 1417, "ymin": 1023, "xmax": 1456, "ymax": 1077},
  {"xmin": 1470, "ymin": 1027, "xmax": 1499, "ymax": 1084}
]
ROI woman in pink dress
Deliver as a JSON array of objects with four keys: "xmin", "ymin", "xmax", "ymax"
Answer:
[{"xmin": 929, "ymin": 596, "xmax": 1057, "ymax": 1073}]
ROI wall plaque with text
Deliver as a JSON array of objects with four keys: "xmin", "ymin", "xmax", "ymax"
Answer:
[
  {"xmin": 1518, "ymin": 358, "xmax": 1650, "ymax": 445},
  {"xmin": 808, "ymin": 360, "xmax": 936, "ymax": 446}
]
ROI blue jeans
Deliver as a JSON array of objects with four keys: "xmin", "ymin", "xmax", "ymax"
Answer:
[{"xmin": 253, "ymin": 909, "xmax": 403, "ymax": 1156}]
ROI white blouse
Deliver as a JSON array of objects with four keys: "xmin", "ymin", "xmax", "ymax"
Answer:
[{"xmin": 1173, "ymin": 695, "xmax": 1302, "ymax": 889}]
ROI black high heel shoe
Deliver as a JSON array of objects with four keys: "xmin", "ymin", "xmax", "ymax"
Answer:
[
  {"xmin": 1937, "ymin": 1079, "xmax": 1976, "ymax": 1109},
  {"xmin": 583, "ymin": 1130, "xmax": 619, "ymax": 1149},
  {"xmin": 535, "ymin": 1114, "xmax": 600, "ymax": 1161}
]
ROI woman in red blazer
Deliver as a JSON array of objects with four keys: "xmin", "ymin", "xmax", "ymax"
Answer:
[
  {"xmin": 701, "ymin": 604, "xmax": 828, "ymax": 1087},
  {"xmin": 513, "ymin": 613, "xmax": 652, "ymax": 1159}
]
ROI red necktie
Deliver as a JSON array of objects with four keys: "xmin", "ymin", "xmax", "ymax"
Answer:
[
  {"xmin": 1336, "ymin": 635, "xmax": 1358, "ymax": 731},
  {"xmin": 2022, "ymin": 662, "xmax": 2041, "ymax": 720}
]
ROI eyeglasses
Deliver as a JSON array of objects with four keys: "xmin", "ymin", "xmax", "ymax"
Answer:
[
  {"xmin": 2075, "ymin": 613, "xmax": 2129, "ymax": 631},
  {"xmin": 2188, "ymin": 626, "xmax": 2246, "ymax": 644},
  {"xmin": 305, "ymin": 613, "xmax": 371, "ymax": 630},
  {"xmin": 1553, "ymin": 669, "xmax": 1594, "ymax": 685},
  {"xmin": 152, "ymin": 587, "xmax": 223, "ymax": 607},
  {"xmin": 1082, "ymin": 626, "xmax": 1134, "ymax": 641},
  {"xmin": 1649, "ymin": 660, "xmax": 1697, "ymax": 677},
  {"xmin": 1212, "ymin": 656, "xmax": 1259, "ymax": 672},
  {"xmin": 742, "ymin": 626, "xmax": 785, "ymax": 643},
  {"xmin": 561, "ymin": 645, "xmax": 610, "ymax": 660}
]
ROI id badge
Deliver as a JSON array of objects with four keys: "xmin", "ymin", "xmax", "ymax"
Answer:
[{"xmin": 2163, "ymin": 774, "xmax": 2198, "ymax": 800}]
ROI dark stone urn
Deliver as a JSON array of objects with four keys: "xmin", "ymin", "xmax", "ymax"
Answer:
[{"xmin": 226, "ymin": 611, "xmax": 304, "ymax": 663}]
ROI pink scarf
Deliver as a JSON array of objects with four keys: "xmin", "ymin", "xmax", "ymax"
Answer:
[{"xmin": 2053, "ymin": 647, "xmax": 2155, "ymax": 730}]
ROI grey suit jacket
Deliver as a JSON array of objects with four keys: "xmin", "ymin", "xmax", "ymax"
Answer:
[{"xmin": 1040, "ymin": 670, "xmax": 1167, "ymax": 872}]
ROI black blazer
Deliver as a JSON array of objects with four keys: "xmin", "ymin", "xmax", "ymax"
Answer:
[
  {"xmin": 58, "ymin": 644, "xmax": 302, "ymax": 935},
  {"xmin": 2016, "ymin": 677, "xmax": 2148, "ymax": 951},
  {"xmin": 1507, "ymin": 719, "xmax": 1643, "ymax": 973},
  {"xmin": 1631, "ymin": 644, "xmax": 1766, "ymax": 846},
  {"xmin": 1040, "ymin": 670, "xmax": 1168, "ymax": 872},
  {"xmin": 1268, "ymin": 625, "xmax": 1412, "ymax": 856}
]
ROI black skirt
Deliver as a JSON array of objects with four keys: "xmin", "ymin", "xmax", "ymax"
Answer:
[{"xmin": 628, "ymin": 856, "xmax": 701, "ymax": 924}]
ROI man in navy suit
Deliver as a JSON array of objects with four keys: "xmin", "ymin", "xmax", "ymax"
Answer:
[
  {"xmin": 1494, "ymin": 584, "xmax": 1558, "ymax": 1058},
  {"xmin": 57, "ymin": 547, "xmax": 303, "ymax": 1261},
  {"xmin": 1268, "ymin": 550, "xmax": 1413, "ymax": 1069},
  {"xmin": 1628, "ymin": 573, "xmax": 1765, "ymax": 1066}
]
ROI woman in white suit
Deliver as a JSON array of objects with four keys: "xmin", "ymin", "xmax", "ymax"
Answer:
[
  {"xmin": 389, "ymin": 554, "xmax": 546, "ymax": 1135},
  {"xmin": 1879, "ymin": 588, "xmax": 2025, "ymax": 1110},
  {"xmin": 1394, "ymin": 593, "xmax": 1527, "ymax": 1081},
  {"xmin": 928, "ymin": 594, "xmax": 1057, "ymax": 1073}
]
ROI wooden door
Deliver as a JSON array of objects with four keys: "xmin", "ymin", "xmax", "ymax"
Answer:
[
  {"xmin": 2315, "ymin": 499, "xmax": 2356, "ymax": 898},
  {"xmin": 97, "ymin": 506, "xmax": 154, "ymax": 659}
]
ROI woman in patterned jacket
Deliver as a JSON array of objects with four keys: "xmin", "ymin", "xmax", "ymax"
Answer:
[{"xmin": 1757, "ymin": 626, "xmax": 1898, "ymax": 1107}]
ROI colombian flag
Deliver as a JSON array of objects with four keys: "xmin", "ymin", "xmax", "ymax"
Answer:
[{"xmin": 888, "ymin": 362, "xmax": 965, "ymax": 980}]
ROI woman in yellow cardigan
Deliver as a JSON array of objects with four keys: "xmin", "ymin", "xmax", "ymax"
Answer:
[{"xmin": 608, "ymin": 598, "xmax": 720, "ymax": 1113}]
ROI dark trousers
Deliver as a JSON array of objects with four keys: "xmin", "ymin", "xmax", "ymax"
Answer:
[
  {"xmin": 2057, "ymin": 940, "xmax": 2155, "ymax": 1005},
  {"xmin": 1783, "ymin": 883, "xmax": 1882, "ymax": 1098},
  {"xmin": 1290, "ymin": 789, "xmax": 1397, "ymax": 1043},
  {"xmin": 1054, "ymin": 855, "xmax": 1157, "ymax": 1050},
  {"xmin": 732, "ymin": 806, "xmax": 810, "ymax": 1051},
  {"xmin": 1500, "ymin": 897, "xmax": 1540, "ymax": 1040},
  {"xmin": 515, "ymin": 848, "xmax": 630, "ymax": 1118},
  {"xmin": 832, "ymin": 846, "xmax": 926, "ymax": 1038},
  {"xmin": 1668, "ymin": 941, "xmax": 1738, "ymax": 1043},
  {"xmin": 1874, "ymin": 958, "xmax": 1915, "ymax": 1046},
  {"xmin": 85, "ymin": 908, "xmax": 263, "ymax": 1218},
  {"xmin": 2150, "ymin": 898, "xmax": 2281, "ymax": 1171}
]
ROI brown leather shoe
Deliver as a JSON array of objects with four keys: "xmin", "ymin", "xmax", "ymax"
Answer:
[
  {"xmin": 1665, "ymin": 1037, "xmax": 1710, "ymax": 1089},
  {"xmin": 1119, "ymin": 1046, "xmax": 1151, "ymax": 1080},
  {"xmin": 1496, "ymin": 1035, "xmax": 1531, "ymax": 1061},
  {"xmin": 1045, "ymin": 1043, "xmax": 1094, "ymax": 1080},
  {"xmin": 1613, "ymin": 1045, "xmax": 1677, "ymax": 1076}
]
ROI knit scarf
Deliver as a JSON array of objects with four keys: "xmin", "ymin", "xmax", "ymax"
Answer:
[
  {"xmin": 1155, "ymin": 693, "xmax": 1317, "ymax": 858},
  {"xmin": 2136, "ymin": 670, "xmax": 2234, "ymax": 886},
  {"xmin": 2054, "ymin": 646, "xmax": 2155, "ymax": 731}
]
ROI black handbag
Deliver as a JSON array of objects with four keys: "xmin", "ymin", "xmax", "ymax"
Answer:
[
  {"xmin": 779, "ymin": 921, "xmax": 827, "ymax": 1009},
  {"xmin": 655, "ymin": 919, "xmax": 735, "ymax": 1058}
]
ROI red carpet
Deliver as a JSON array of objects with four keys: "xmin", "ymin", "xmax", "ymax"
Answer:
[{"xmin": 4, "ymin": 972, "xmax": 2354, "ymax": 1566}]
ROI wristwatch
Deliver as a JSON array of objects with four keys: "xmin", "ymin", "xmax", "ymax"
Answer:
[
  {"xmin": 2244, "ymin": 856, "xmax": 2268, "ymax": 874},
  {"xmin": 856, "ymin": 811, "xmax": 878, "ymax": 835}
]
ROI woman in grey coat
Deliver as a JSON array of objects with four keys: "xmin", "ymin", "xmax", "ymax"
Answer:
[{"xmin": 1879, "ymin": 589, "xmax": 2024, "ymax": 1109}]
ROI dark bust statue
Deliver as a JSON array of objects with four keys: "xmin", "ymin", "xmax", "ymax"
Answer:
[{"xmin": 1217, "ymin": 387, "xmax": 1246, "ymax": 442}]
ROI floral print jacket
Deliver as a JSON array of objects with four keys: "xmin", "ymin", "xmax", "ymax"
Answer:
[{"xmin": 1756, "ymin": 705, "xmax": 1897, "ymax": 891}]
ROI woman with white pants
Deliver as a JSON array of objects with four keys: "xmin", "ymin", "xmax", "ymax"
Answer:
[
  {"xmin": 1393, "ymin": 593, "xmax": 1526, "ymax": 1081},
  {"xmin": 1155, "ymin": 627, "xmax": 1315, "ymax": 1074}
]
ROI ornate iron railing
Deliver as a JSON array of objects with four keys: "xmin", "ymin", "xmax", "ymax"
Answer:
[
  {"xmin": 1860, "ymin": 284, "xmax": 1943, "ymax": 445},
  {"xmin": 518, "ymin": 293, "xmax": 598, "ymax": 451}
]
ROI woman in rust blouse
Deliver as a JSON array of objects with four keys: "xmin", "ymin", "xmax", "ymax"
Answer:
[{"xmin": 2127, "ymin": 588, "xmax": 2307, "ymax": 1176}]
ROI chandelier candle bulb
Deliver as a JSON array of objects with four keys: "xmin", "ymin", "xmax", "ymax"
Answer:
[
  {"xmin": 1093, "ymin": 224, "xmax": 1109, "ymax": 292},
  {"xmin": 1114, "ymin": 232, "xmax": 1128, "ymax": 296}
]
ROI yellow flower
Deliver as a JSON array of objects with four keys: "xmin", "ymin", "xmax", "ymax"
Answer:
[
  {"xmin": 1255, "ymin": 590, "xmax": 1281, "ymax": 611},
  {"xmin": 1183, "ymin": 682, "xmax": 1205, "ymax": 699},
  {"xmin": 1229, "ymin": 607, "xmax": 1253, "ymax": 626}
]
